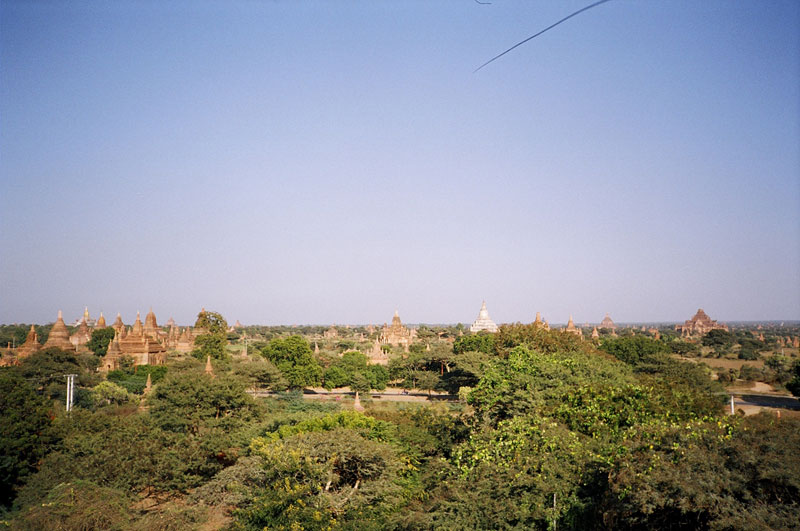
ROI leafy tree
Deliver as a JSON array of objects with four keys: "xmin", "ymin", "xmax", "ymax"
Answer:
[
  {"xmin": 439, "ymin": 350, "xmax": 491, "ymax": 394},
  {"xmin": 765, "ymin": 354, "xmax": 795, "ymax": 385},
  {"xmin": 468, "ymin": 345, "xmax": 634, "ymax": 424},
  {"xmin": 495, "ymin": 322, "xmax": 594, "ymax": 357},
  {"xmin": 336, "ymin": 340, "xmax": 356, "ymax": 351},
  {"xmin": 599, "ymin": 335, "xmax": 668, "ymax": 365},
  {"xmin": 388, "ymin": 350, "xmax": 429, "ymax": 389},
  {"xmin": 442, "ymin": 416, "xmax": 598, "ymax": 530},
  {"xmin": 231, "ymin": 356, "xmax": 288, "ymax": 392},
  {"xmin": 241, "ymin": 428, "xmax": 404, "ymax": 529},
  {"xmin": 0, "ymin": 368, "xmax": 54, "ymax": 507},
  {"xmin": 192, "ymin": 309, "xmax": 229, "ymax": 361},
  {"xmin": 321, "ymin": 351, "xmax": 388, "ymax": 393},
  {"xmin": 323, "ymin": 366, "xmax": 349, "ymax": 390},
  {"xmin": 453, "ymin": 333, "xmax": 495, "ymax": 355},
  {"xmin": 193, "ymin": 334, "xmax": 228, "ymax": 362},
  {"xmin": 365, "ymin": 364, "xmax": 389, "ymax": 392},
  {"xmin": 349, "ymin": 371, "xmax": 372, "ymax": 395},
  {"xmin": 602, "ymin": 414, "xmax": 800, "ymax": 530},
  {"xmin": 738, "ymin": 348, "xmax": 759, "ymax": 360},
  {"xmin": 86, "ymin": 327, "xmax": 115, "ymax": 356},
  {"xmin": 118, "ymin": 354, "xmax": 136, "ymax": 373},
  {"xmin": 787, "ymin": 360, "xmax": 800, "ymax": 397},
  {"xmin": 15, "ymin": 412, "xmax": 232, "ymax": 508},
  {"xmin": 260, "ymin": 335, "xmax": 322, "ymax": 389},
  {"xmin": 600, "ymin": 336, "xmax": 724, "ymax": 416},
  {"xmin": 701, "ymin": 329, "xmax": 734, "ymax": 353},
  {"xmin": 90, "ymin": 381, "xmax": 135, "ymax": 407},
  {"xmin": 18, "ymin": 347, "xmax": 89, "ymax": 402},
  {"xmin": 194, "ymin": 309, "xmax": 228, "ymax": 335},
  {"xmin": 106, "ymin": 364, "xmax": 167, "ymax": 394},
  {"xmin": 148, "ymin": 372, "xmax": 256, "ymax": 434},
  {"xmin": 415, "ymin": 371, "xmax": 440, "ymax": 396},
  {"xmin": 668, "ymin": 339, "xmax": 700, "ymax": 357},
  {"xmin": 12, "ymin": 480, "xmax": 133, "ymax": 530}
]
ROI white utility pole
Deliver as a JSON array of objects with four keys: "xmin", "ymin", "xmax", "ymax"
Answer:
[
  {"xmin": 730, "ymin": 395, "xmax": 735, "ymax": 415},
  {"xmin": 65, "ymin": 374, "xmax": 77, "ymax": 412}
]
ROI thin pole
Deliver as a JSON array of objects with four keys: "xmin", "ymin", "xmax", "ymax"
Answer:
[
  {"xmin": 553, "ymin": 492, "xmax": 557, "ymax": 531},
  {"xmin": 65, "ymin": 374, "xmax": 77, "ymax": 412}
]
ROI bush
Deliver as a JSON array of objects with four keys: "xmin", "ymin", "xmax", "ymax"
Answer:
[
  {"xmin": 107, "ymin": 365, "xmax": 167, "ymax": 394},
  {"xmin": 11, "ymin": 480, "xmax": 132, "ymax": 531},
  {"xmin": 738, "ymin": 348, "xmax": 759, "ymax": 361},
  {"xmin": 323, "ymin": 366, "xmax": 349, "ymax": 390}
]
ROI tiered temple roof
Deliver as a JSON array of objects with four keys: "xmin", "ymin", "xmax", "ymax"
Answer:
[
  {"xmin": 69, "ymin": 318, "xmax": 92, "ymax": 352},
  {"xmin": 380, "ymin": 311, "xmax": 414, "ymax": 347},
  {"xmin": 176, "ymin": 327, "xmax": 195, "ymax": 353},
  {"xmin": 71, "ymin": 307, "xmax": 96, "ymax": 327},
  {"xmin": 469, "ymin": 301, "xmax": 498, "ymax": 333},
  {"xmin": 534, "ymin": 312, "xmax": 550, "ymax": 330},
  {"xmin": 564, "ymin": 315, "xmax": 582, "ymax": 337},
  {"xmin": 17, "ymin": 325, "xmax": 42, "ymax": 358},
  {"xmin": 600, "ymin": 313, "xmax": 616, "ymax": 330},
  {"xmin": 676, "ymin": 309, "xmax": 728, "ymax": 337},
  {"xmin": 112, "ymin": 313, "xmax": 125, "ymax": 333},
  {"xmin": 44, "ymin": 311, "xmax": 76, "ymax": 351},
  {"xmin": 100, "ymin": 311, "xmax": 167, "ymax": 371},
  {"xmin": 144, "ymin": 308, "xmax": 165, "ymax": 342},
  {"xmin": 368, "ymin": 338, "xmax": 388, "ymax": 365}
]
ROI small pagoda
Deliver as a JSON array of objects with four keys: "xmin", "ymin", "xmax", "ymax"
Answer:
[{"xmin": 470, "ymin": 301, "xmax": 498, "ymax": 333}]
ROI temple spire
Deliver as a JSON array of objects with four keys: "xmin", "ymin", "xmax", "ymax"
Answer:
[
  {"xmin": 205, "ymin": 355, "xmax": 214, "ymax": 377},
  {"xmin": 470, "ymin": 300, "xmax": 498, "ymax": 333},
  {"xmin": 353, "ymin": 391, "xmax": 364, "ymax": 411}
]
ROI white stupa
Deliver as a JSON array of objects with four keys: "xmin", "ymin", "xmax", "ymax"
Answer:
[{"xmin": 470, "ymin": 301, "xmax": 498, "ymax": 333}]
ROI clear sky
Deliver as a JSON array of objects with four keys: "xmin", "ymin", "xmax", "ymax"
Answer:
[{"xmin": 1, "ymin": 0, "xmax": 798, "ymax": 326}]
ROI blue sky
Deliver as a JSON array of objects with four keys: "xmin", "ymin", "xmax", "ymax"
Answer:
[{"xmin": 1, "ymin": 0, "xmax": 798, "ymax": 326}]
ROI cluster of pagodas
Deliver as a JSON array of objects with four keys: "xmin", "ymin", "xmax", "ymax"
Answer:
[
  {"xmin": 468, "ymin": 301, "xmax": 619, "ymax": 340},
  {"xmin": 6, "ymin": 308, "xmax": 198, "ymax": 370}
]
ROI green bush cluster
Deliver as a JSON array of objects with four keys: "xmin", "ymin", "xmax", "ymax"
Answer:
[{"xmin": 2, "ymin": 322, "xmax": 798, "ymax": 530}]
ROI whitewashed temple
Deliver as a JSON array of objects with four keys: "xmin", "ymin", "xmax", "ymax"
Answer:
[{"xmin": 470, "ymin": 301, "xmax": 499, "ymax": 333}]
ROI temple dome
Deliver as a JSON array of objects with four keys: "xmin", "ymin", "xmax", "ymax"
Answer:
[
  {"xmin": 470, "ymin": 301, "xmax": 498, "ymax": 333},
  {"xmin": 145, "ymin": 308, "xmax": 158, "ymax": 329},
  {"xmin": 17, "ymin": 325, "xmax": 42, "ymax": 358},
  {"xmin": 44, "ymin": 310, "xmax": 76, "ymax": 351}
]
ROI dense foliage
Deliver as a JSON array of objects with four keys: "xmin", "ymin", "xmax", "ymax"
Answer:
[
  {"xmin": 192, "ymin": 309, "xmax": 229, "ymax": 361},
  {"xmin": 87, "ymin": 327, "xmax": 116, "ymax": 356},
  {"xmin": 260, "ymin": 335, "xmax": 323, "ymax": 389},
  {"xmin": 1, "ymin": 320, "xmax": 798, "ymax": 529}
]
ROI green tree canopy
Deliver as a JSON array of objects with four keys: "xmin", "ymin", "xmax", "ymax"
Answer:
[
  {"xmin": 18, "ymin": 347, "xmax": 94, "ymax": 402},
  {"xmin": 260, "ymin": 335, "xmax": 322, "ymax": 389},
  {"xmin": 599, "ymin": 335, "xmax": 668, "ymax": 365},
  {"xmin": 86, "ymin": 327, "xmax": 115, "ymax": 356},
  {"xmin": 453, "ymin": 333, "xmax": 495, "ymax": 355},
  {"xmin": 192, "ymin": 310, "xmax": 229, "ymax": 361},
  {"xmin": 194, "ymin": 309, "xmax": 228, "ymax": 335},
  {"xmin": 148, "ymin": 372, "xmax": 256, "ymax": 434},
  {"xmin": 0, "ymin": 368, "xmax": 54, "ymax": 506}
]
